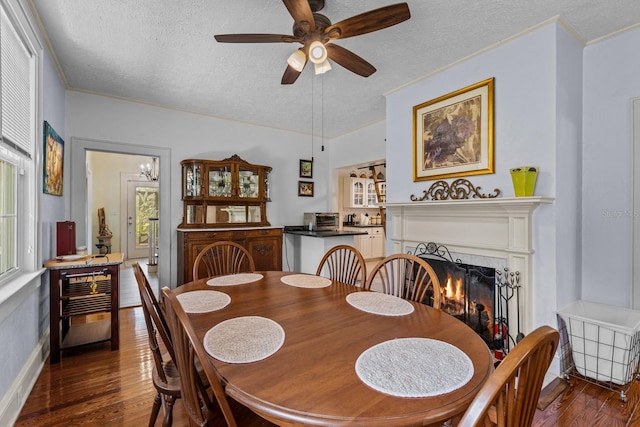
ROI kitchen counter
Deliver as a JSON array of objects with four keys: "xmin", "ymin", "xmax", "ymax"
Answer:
[
  {"xmin": 284, "ymin": 226, "xmax": 366, "ymax": 238},
  {"xmin": 342, "ymin": 224, "xmax": 384, "ymax": 228},
  {"xmin": 283, "ymin": 226, "xmax": 366, "ymax": 274}
]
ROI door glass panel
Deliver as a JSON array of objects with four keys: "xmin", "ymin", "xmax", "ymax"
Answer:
[
  {"xmin": 354, "ymin": 181, "xmax": 364, "ymax": 205},
  {"xmin": 136, "ymin": 186, "xmax": 159, "ymax": 248}
]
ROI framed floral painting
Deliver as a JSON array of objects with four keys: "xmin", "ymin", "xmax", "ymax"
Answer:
[
  {"xmin": 413, "ymin": 78, "xmax": 494, "ymax": 181},
  {"xmin": 43, "ymin": 121, "xmax": 64, "ymax": 196}
]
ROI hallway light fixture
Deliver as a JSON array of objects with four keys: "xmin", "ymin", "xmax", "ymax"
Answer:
[{"xmin": 140, "ymin": 157, "xmax": 159, "ymax": 182}]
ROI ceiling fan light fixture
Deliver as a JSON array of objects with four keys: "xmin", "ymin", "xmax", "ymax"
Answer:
[
  {"xmin": 287, "ymin": 49, "xmax": 306, "ymax": 72},
  {"xmin": 314, "ymin": 59, "xmax": 331, "ymax": 75},
  {"xmin": 308, "ymin": 40, "xmax": 327, "ymax": 64}
]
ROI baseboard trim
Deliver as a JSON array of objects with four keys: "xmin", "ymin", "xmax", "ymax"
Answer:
[{"xmin": 0, "ymin": 328, "xmax": 49, "ymax": 426}]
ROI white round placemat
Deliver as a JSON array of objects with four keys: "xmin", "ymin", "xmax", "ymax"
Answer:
[
  {"xmin": 346, "ymin": 292, "xmax": 414, "ymax": 316},
  {"xmin": 206, "ymin": 273, "xmax": 263, "ymax": 286},
  {"xmin": 204, "ymin": 316, "xmax": 285, "ymax": 364},
  {"xmin": 280, "ymin": 274, "xmax": 332, "ymax": 288},
  {"xmin": 176, "ymin": 290, "xmax": 231, "ymax": 313},
  {"xmin": 355, "ymin": 338, "xmax": 474, "ymax": 397}
]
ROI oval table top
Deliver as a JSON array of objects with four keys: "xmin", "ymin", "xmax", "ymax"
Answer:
[{"xmin": 175, "ymin": 271, "xmax": 493, "ymax": 427}]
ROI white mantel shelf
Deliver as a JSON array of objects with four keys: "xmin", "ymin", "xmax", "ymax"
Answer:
[
  {"xmin": 385, "ymin": 196, "xmax": 554, "ymax": 336},
  {"xmin": 384, "ymin": 196, "xmax": 554, "ymax": 211}
]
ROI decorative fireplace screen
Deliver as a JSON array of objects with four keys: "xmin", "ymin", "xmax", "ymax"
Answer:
[{"xmin": 413, "ymin": 242, "xmax": 522, "ymax": 359}]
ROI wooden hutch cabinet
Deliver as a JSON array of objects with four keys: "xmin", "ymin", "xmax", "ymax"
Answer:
[{"xmin": 177, "ymin": 154, "xmax": 282, "ymax": 284}]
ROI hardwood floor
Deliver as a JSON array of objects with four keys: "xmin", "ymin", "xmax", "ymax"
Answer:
[
  {"xmin": 15, "ymin": 307, "xmax": 193, "ymax": 426},
  {"xmin": 14, "ymin": 306, "xmax": 640, "ymax": 426},
  {"xmin": 532, "ymin": 376, "xmax": 640, "ymax": 426},
  {"xmin": 119, "ymin": 258, "xmax": 157, "ymax": 308}
]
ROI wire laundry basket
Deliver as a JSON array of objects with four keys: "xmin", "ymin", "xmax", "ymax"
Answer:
[{"xmin": 557, "ymin": 300, "xmax": 640, "ymax": 401}]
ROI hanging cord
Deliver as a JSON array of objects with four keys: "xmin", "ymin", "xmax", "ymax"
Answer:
[
  {"xmin": 321, "ymin": 74, "xmax": 325, "ymax": 152},
  {"xmin": 311, "ymin": 74, "xmax": 314, "ymax": 162}
]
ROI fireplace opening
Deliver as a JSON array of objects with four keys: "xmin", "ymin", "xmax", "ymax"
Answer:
[
  {"xmin": 412, "ymin": 242, "xmax": 520, "ymax": 360},
  {"xmin": 422, "ymin": 256, "xmax": 496, "ymax": 348}
]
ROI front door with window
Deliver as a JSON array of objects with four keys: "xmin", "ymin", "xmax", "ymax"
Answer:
[{"xmin": 126, "ymin": 180, "xmax": 159, "ymax": 259}]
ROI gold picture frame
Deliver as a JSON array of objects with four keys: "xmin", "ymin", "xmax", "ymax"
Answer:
[{"xmin": 413, "ymin": 78, "xmax": 494, "ymax": 181}]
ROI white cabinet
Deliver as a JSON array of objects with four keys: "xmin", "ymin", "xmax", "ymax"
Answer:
[
  {"xmin": 369, "ymin": 227, "xmax": 385, "ymax": 259},
  {"xmin": 345, "ymin": 226, "xmax": 385, "ymax": 260},
  {"xmin": 344, "ymin": 178, "xmax": 380, "ymax": 208}
]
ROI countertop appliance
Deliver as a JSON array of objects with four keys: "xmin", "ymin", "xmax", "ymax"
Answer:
[{"xmin": 303, "ymin": 212, "xmax": 339, "ymax": 231}]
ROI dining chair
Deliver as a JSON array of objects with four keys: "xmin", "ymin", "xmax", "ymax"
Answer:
[
  {"xmin": 133, "ymin": 262, "xmax": 181, "ymax": 427},
  {"xmin": 365, "ymin": 253, "xmax": 442, "ymax": 308},
  {"xmin": 315, "ymin": 244, "xmax": 367, "ymax": 287},
  {"xmin": 161, "ymin": 286, "xmax": 277, "ymax": 426},
  {"xmin": 457, "ymin": 325, "xmax": 560, "ymax": 427},
  {"xmin": 192, "ymin": 241, "xmax": 256, "ymax": 280}
]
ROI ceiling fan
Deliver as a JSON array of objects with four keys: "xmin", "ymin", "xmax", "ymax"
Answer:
[{"xmin": 214, "ymin": 0, "xmax": 411, "ymax": 84}]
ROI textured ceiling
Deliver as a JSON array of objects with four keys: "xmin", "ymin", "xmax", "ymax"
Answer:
[{"xmin": 29, "ymin": 0, "xmax": 640, "ymax": 138}]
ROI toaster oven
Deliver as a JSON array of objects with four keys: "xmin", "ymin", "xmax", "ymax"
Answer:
[{"xmin": 303, "ymin": 212, "xmax": 339, "ymax": 231}]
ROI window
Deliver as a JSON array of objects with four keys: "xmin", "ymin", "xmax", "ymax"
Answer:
[
  {"xmin": 0, "ymin": 0, "xmax": 40, "ymax": 284},
  {"xmin": 0, "ymin": 152, "xmax": 17, "ymax": 276}
]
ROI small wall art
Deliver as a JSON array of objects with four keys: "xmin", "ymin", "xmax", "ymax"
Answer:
[
  {"xmin": 299, "ymin": 159, "xmax": 313, "ymax": 178},
  {"xmin": 298, "ymin": 181, "xmax": 314, "ymax": 197},
  {"xmin": 43, "ymin": 121, "xmax": 64, "ymax": 196}
]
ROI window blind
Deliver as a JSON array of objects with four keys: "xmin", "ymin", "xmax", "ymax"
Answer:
[{"xmin": 1, "ymin": 7, "xmax": 33, "ymax": 156}]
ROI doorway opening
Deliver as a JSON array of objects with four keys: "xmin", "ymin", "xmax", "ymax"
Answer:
[{"xmin": 69, "ymin": 137, "xmax": 171, "ymax": 303}]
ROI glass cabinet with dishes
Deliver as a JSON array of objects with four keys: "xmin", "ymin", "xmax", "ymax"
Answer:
[
  {"xmin": 344, "ymin": 178, "xmax": 380, "ymax": 208},
  {"xmin": 180, "ymin": 155, "xmax": 272, "ymax": 227}
]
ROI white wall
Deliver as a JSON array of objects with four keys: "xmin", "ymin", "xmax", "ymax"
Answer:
[
  {"xmin": 582, "ymin": 26, "xmax": 640, "ymax": 307},
  {"xmin": 554, "ymin": 26, "xmax": 584, "ymax": 309}
]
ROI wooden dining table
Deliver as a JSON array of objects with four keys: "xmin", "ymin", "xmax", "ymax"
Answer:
[{"xmin": 174, "ymin": 271, "xmax": 493, "ymax": 427}]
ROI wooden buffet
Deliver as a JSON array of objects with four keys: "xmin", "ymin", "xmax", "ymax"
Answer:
[
  {"xmin": 177, "ymin": 155, "xmax": 282, "ymax": 285},
  {"xmin": 177, "ymin": 227, "xmax": 282, "ymax": 285}
]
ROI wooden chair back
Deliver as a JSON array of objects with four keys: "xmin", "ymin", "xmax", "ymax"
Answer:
[
  {"xmin": 161, "ymin": 286, "xmax": 240, "ymax": 426},
  {"xmin": 365, "ymin": 253, "xmax": 441, "ymax": 308},
  {"xmin": 133, "ymin": 262, "xmax": 174, "ymax": 381},
  {"xmin": 134, "ymin": 262, "xmax": 184, "ymax": 426},
  {"xmin": 458, "ymin": 325, "xmax": 560, "ymax": 427},
  {"xmin": 193, "ymin": 241, "xmax": 256, "ymax": 280},
  {"xmin": 315, "ymin": 244, "xmax": 367, "ymax": 287}
]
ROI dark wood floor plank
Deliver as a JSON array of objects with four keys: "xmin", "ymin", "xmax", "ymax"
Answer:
[{"xmin": 16, "ymin": 307, "xmax": 190, "ymax": 426}]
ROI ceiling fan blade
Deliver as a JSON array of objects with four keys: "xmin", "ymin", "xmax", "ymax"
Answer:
[
  {"xmin": 281, "ymin": 64, "xmax": 304, "ymax": 84},
  {"xmin": 214, "ymin": 34, "xmax": 300, "ymax": 43},
  {"xmin": 325, "ymin": 44, "xmax": 376, "ymax": 77},
  {"xmin": 324, "ymin": 3, "xmax": 410, "ymax": 40},
  {"xmin": 282, "ymin": 0, "xmax": 315, "ymax": 33}
]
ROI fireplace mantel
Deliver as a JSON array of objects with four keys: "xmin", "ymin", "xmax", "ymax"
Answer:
[
  {"xmin": 385, "ymin": 196, "xmax": 553, "ymax": 337},
  {"xmin": 385, "ymin": 196, "xmax": 553, "ymax": 213}
]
